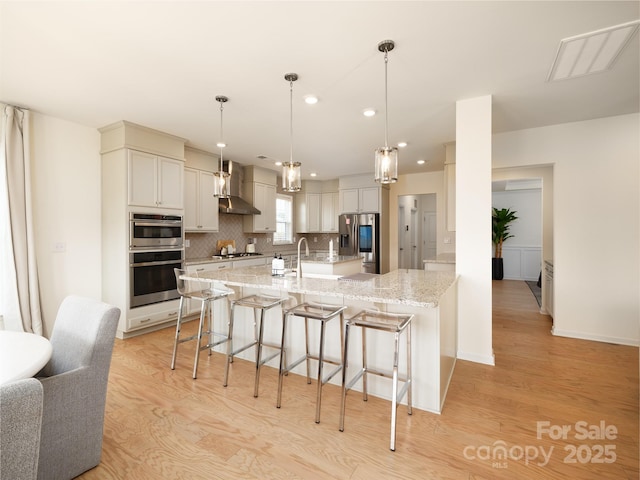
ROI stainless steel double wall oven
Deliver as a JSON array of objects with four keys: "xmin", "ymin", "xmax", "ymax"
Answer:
[{"xmin": 129, "ymin": 213, "xmax": 184, "ymax": 308}]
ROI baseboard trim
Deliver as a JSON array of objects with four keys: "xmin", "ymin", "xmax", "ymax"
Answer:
[
  {"xmin": 551, "ymin": 327, "xmax": 640, "ymax": 347},
  {"xmin": 457, "ymin": 350, "xmax": 495, "ymax": 365}
]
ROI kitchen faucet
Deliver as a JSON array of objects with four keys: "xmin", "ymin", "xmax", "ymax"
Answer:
[{"xmin": 296, "ymin": 237, "xmax": 309, "ymax": 278}]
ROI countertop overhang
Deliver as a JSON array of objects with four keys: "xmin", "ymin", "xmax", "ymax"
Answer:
[{"xmin": 183, "ymin": 265, "xmax": 456, "ymax": 308}]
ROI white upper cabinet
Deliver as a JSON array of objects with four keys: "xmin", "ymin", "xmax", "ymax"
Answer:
[
  {"xmin": 321, "ymin": 191, "xmax": 339, "ymax": 232},
  {"xmin": 243, "ymin": 166, "xmax": 277, "ymax": 233},
  {"xmin": 184, "ymin": 167, "xmax": 219, "ymax": 232},
  {"xmin": 246, "ymin": 182, "xmax": 276, "ymax": 232},
  {"xmin": 128, "ymin": 150, "xmax": 183, "ymax": 210},
  {"xmin": 339, "ymin": 186, "xmax": 380, "ymax": 213},
  {"xmin": 296, "ymin": 192, "xmax": 321, "ymax": 233},
  {"xmin": 444, "ymin": 142, "xmax": 456, "ymax": 232}
]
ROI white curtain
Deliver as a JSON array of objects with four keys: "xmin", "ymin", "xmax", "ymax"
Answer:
[{"xmin": 0, "ymin": 105, "xmax": 43, "ymax": 334}]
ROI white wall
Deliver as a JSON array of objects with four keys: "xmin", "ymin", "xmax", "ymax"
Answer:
[
  {"xmin": 456, "ymin": 95, "xmax": 494, "ymax": 365},
  {"xmin": 493, "ymin": 113, "xmax": 639, "ymax": 346},
  {"xmin": 31, "ymin": 113, "xmax": 102, "ymax": 336}
]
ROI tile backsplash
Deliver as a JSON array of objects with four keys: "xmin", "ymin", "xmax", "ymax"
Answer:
[{"xmin": 185, "ymin": 214, "xmax": 339, "ymax": 259}]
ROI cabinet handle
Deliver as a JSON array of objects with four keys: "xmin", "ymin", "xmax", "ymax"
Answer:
[
  {"xmin": 140, "ymin": 318, "xmax": 151, "ymax": 324},
  {"xmin": 219, "ymin": 265, "xmax": 227, "ymax": 269},
  {"xmin": 196, "ymin": 268, "xmax": 204, "ymax": 271},
  {"xmin": 167, "ymin": 311, "xmax": 177, "ymax": 317}
]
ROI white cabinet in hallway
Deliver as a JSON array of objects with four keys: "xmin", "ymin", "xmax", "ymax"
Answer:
[
  {"xmin": 128, "ymin": 150, "xmax": 183, "ymax": 210},
  {"xmin": 184, "ymin": 168, "xmax": 219, "ymax": 232}
]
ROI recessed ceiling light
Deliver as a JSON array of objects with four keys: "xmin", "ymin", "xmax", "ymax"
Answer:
[
  {"xmin": 397, "ymin": 142, "xmax": 408, "ymax": 148},
  {"xmin": 547, "ymin": 20, "xmax": 640, "ymax": 81},
  {"xmin": 216, "ymin": 142, "xmax": 226, "ymax": 148},
  {"xmin": 363, "ymin": 108, "xmax": 376, "ymax": 117},
  {"xmin": 310, "ymin": 172, "xmax": 317, "ymax": 177},
  {"xmin": 417, "ymin": 159, "xmax": 425, "ymax": 165},
  {"xmin": 304, "ymin": 95, "xmax": 319, "ymax": 105},
  {"xmin": 275, "ymin": 161, "xmax": 282, "ymax": 166}
]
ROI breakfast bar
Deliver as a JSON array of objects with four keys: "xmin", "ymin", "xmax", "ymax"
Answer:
[{"xmin": 183, "ymin": 265, "xmax": 458, "ymax": 413}]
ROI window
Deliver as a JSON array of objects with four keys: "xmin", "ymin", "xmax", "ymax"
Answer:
[{"xmin": 274, "ymin": 194, "xmax": 293, "ymax": 244}]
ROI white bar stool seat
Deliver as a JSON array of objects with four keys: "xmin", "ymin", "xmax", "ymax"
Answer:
[
  {"xmin": 277, "ymin": 302, "xmax": 347, "ymax": 424},
  {"xmin": 171, "ymin": 268, "xmax": 234, "ymax": 379},
  {"xmin": 339, "ymin": 309, "xmax": 414, "ymax": 451}
]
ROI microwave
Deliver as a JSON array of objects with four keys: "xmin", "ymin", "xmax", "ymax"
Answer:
[{"xmin": 129, "ymin": 213, "xmax": 183, "ymax": 249}]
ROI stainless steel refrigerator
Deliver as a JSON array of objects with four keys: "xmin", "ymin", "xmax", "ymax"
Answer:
[{"xmin": 338, "ymin": 213, "xmax": 380, "ymax": 274}]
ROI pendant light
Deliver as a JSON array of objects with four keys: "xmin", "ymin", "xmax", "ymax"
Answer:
[
  {"xmin": 282, "ymin": 73, "xmax": 301, "ymax": 192},
  {"xmin": 213, "ymin": 95, "xmax": 230, "ymax": 198},
  {"xmin": 374, "ymin": 40, "xmax": 398, "ymax": 184}
]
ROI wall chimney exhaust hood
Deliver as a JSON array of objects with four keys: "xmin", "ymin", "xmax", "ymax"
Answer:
[{"xmin": 217, "ymin": 160, "xmax": 261, "ymax": 215}]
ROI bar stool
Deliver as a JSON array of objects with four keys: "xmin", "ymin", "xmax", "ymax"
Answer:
[
  {"xmin": 223, "ymin": 293, "xmax": 293, "ymax": 397},
  {"xmin": 277, "ymin": 302, "xmax": 347, "ymax": 424},
  {"xmin": 339, "ymin": 309, "xmax": 414, "ymax": 451},
  {"xmin": 171, "ymin": 268, "xmax": 234, "ymax": 379}
]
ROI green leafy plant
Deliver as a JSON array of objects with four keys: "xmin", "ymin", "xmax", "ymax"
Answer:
[{"xmin": 492, "ymin": 207, "xmax": 518, "ymax": 258}]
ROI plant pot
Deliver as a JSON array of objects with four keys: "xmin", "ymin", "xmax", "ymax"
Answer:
[{"xmin": 492, "ymin": 258, "xmax": 504, "ymax": 280}]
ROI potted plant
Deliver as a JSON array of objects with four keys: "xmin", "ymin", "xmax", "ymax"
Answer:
[{"xmin": 492, "ymin": 207, "xmax": 518, "ymax": 280}]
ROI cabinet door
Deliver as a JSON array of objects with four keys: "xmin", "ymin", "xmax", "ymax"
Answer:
[
  {"xmin": 158, "ymin": 157, "xmax": 183, "ymax": 209},
  {"xmin": 128, "ymin": 150, "xmax": 157, "ymax": 207},
  {"xmin": 255, "ymin": 183, "xmax": 276, "ymax": 231},
  {"xmin": 198, "ymin": 171, "xmax": 219, "ymax": 231},
  {"xmin": 359, "ymin": 187, "xmax": 380, "ymax": 213},
  {"xmin": 183, "ymin": 168, "xmax": 198, "ymax": 230},
  {"xmin": 445, "ymin": 163, "xmax": 456, "ymax": 232},
  {"xmin": 339, "ymin": 188, "xmax": 359, "ymax": 213},
  {"xmin": 321, "ymin": 192, "xmax": 338, "ymax": 232},
  {"xmin": 307, "ymin": 193, "xmax": 321, "ymax": 232}
]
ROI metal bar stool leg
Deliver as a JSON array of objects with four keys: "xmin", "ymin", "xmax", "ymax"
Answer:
[
  {"xmin": 407, "ymin": 321, "xmax": 413, "ymax": 415},
  {"xmin": 223, "ymin": 302, "xmax": 237, "ymax": 387},
  {"xmin": 315, "ymin": 319, "xmax": 327, "ymax": 423},
  {"xmin": 207, "ymin": 299, "xmax": 213, "ymax": 357},
  {"xmin": 339, "ymin": 321, "xmax": 351, "ymax": 432},
  {"xmin": 171, "ymin": 296, "xmax": 185, "ymax": 370},
  {"xmin": 304, "ymin": 318, "xmax": 311, "ymax": 384},
  {"xmin": 193, "ymin": 299, "xmax": 208, "ymax": 379},
  {"xmin": 254, "ymin": 308, "xmax": 266, "ymax": 397},
  {"xmin": 390, "ymin": 330, "xmax": 400, "ymax": 451},
  {"xmin": 361, "ymin": 326, "xmax": 368, "ymax": 401},
  {"xmin": 276, "ymin": 311, "xmax": 289, "ymax": 409}
]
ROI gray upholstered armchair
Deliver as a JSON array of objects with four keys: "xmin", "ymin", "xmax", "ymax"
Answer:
[
  {"xmin": 0, "ymin": 378, "xmax": 44, "ymax": 480},
  {"xmin": 36, "ymin": 295, "xmax": 120, "ymax": 480}
]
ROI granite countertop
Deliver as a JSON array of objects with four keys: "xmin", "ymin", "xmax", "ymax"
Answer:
[
  {"xmin": 184, "ymin": 265, "xmax": 457, "ymax": 308},
  {"xmin": 423, "ymin": 253, "xmax": 456, "ymax": 264},
  {"xmin": 185, "ymin": 256, "xmax": 248, "ymax": 266}
]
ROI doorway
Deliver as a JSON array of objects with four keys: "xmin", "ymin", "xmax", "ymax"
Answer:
[{"xmin": 398, "ymin": 194, "xmax": 436, "ymax": 269}]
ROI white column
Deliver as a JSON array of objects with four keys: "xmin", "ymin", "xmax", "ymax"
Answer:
[{"xmin": 456, "ymin": 95, "xmax": 494, "ymax": 365}]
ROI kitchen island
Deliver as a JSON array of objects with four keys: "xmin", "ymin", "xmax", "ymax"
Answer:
[{"xmin": 183, "ymin": 266, "xmax": 458, "ymax": 414}]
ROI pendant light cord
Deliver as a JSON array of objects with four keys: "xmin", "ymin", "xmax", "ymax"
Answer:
[
  {"xmin": 289, "ymin": 78, "xmax": 294, "ymax": 163},
  {"xmin": 384, "ymin": 48, "xmax": 389, "ymax": 149},
  {"xmin": 219, "ymin": 101, "xmax": 224, "ymax": 172}
]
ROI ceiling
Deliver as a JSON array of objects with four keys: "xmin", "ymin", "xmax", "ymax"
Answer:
[{"xmin": 1, "ymin": 1, "xmax": 638, "ymax": 180}]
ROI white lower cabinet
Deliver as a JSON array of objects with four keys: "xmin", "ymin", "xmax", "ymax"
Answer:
[{"xmin": 127, "ymin": 299, "xmax": 181, "ymax": 332}]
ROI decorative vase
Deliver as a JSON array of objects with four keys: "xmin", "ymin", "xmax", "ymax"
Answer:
[{"xmin": 492, "ymin": 258, "xmax": 504, "ymax": 280}]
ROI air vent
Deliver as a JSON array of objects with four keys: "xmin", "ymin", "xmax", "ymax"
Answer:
[{"xmin": 547, "ymin": 20, "xmax": 639, "ymax": 81}]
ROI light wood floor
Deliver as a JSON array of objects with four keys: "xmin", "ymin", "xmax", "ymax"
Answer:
[{"xmin": 80, "ymin": 281, "xmax": 638, "ymax": 479}]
